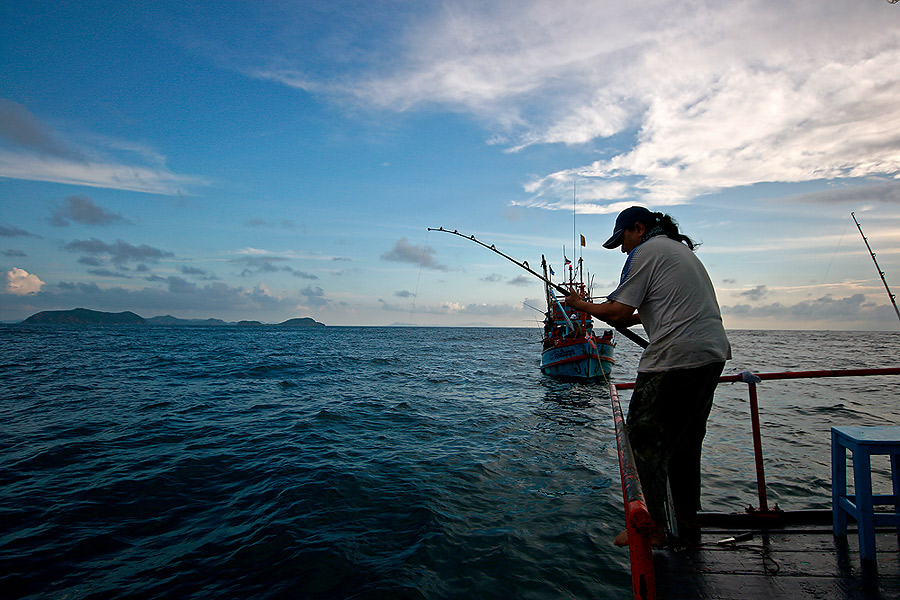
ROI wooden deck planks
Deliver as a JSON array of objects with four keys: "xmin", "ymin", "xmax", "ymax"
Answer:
[{"xmin": 654, "ymin": 526, "xmax": 900, "ymax": 600}]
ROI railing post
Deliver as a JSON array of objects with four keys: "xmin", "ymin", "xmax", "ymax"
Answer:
[{"xmin": 747, "ymin": 382, "xmax": 770, "ymax": 512}]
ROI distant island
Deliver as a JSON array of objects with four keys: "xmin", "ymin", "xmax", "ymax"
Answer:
[
  {"xmin": 21, "ymin": 308, "xmax": 325, "ymax": 327},
  {"xmin": 23, "ymin": 308, "xmax": 146, "ymax": 325}
]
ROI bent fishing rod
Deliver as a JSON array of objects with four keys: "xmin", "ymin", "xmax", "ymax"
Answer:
[
  {"xmin": 427, "ymin": 227, "xmax": 649, "ymax": 348},
  {"xmin": 851, "ymin": 212, "xmax": 900, "ymax": 325}
]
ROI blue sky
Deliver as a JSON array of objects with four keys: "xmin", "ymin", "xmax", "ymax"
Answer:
[{"xmin": 2, "ymin": 0, "xmax": 900, "ymax": 329}]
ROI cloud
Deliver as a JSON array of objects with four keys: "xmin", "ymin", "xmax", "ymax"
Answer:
[
  {"xmin": 63, "ymin": 238, "xmax": 175, "ymax": 266},
  {"xmin": 50, "ymin": 195, "xmax": 130, "ymax": 226},
  {"xmin": 394, "ymin": 289, "xmax": 415, "ymax": 298},
  {"xmin": 229, "ymin": 254, "xmax": 318, "ymax": 279},
  {"xmin": 258, "ymin": 1, "xmax": 900, "ymax": 208},
  {"xmin": 330, "ymin": 266, "xmax": 361, "ymax": 277},
  {"xmin": 166, "ymin": 276, "xmax": 198, "ymax": 294},
  {"xmin": 722, "ymin": 293, "xmax": 892, "ymax": 323},
  {"xmin": 178, "ymin": 265, "xmax": 220, "ymax": 280},
  {"xmin": 87, "ymin": 268, "xmax": 133, "ymax": 279},
  {"xmin": 290, "ymin": 270, "xmax": 319, "ymax": 280},
  {"xmin": 231, "ymin": 255, "xmax": 290, "ymax": 275},
  {"xmin": 3, "ymin": 249, "xmax": 27, "ymax": 257},
  {"xmin": 0, "ymin": 99, "xmax": 79, "ymax": 158},
  {"xmin": 378, "ymin": 297, "xmax": 523, "ymax": 316},
  {"xmin": 381, "ymin": 237, "xmax": 447, "ymax": 271},
  {"xmin": 508, "ymin": 275, "xmax": 532, "ymax": 287},
  {"xmin": 2, "ymin": 267, "xmax": 44, "ymax": 295},
  {"xmin": 739, "ymin": 285, "xmax": 769, "ymax": 301},
  {"xmin": 0, "ymin": 151, "xmax": 205, "ymax": 195},
  {"xmin": 299, "ymin": 285, "xmax": 328, "ymax": 308},
  {"xmin": 0, "ymin": 100, "xmax": 204, "ymax": 195},
  {"xmin": 0, "ymin": 224, "xmax": 40, "ymax": 238},
  {"xmin": 245, "ymin": 217, "xmax": 300, "ymax": 230},
  {"xmin": 775, "ymin": 181, "xmax": 900, "ymax": 206}
]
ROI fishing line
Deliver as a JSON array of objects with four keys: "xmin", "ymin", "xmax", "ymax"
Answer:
[
  {"xmin": 522, "ymin": 301, "xmax": 545, "ymax": 314},
  {"xmin": 408, "ymin": 229, "xmax": 430, "ymax": 326},
  {"xmin": 803, "ymin": 220, "xmax": 848, "ymax": 329}
]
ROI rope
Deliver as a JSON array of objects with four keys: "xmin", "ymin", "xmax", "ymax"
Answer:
[{"xmin": 697, "ymin": 539, "xmax": 781, "ymax": 575}]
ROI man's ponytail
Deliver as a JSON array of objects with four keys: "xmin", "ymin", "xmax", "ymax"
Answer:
[{"xmin": 652, "ymin": 212, "xmax": 698, "ymax": 250}]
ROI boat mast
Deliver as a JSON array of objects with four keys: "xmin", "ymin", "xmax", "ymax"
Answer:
[
  {"xmin": 851, "ymin": 212, "xmax": 900, "ymax": 324},
  {"xmin": 573, "ymin": 181, "xmax": 583, "ymax": 294},
  {"xmin": 541, "ymin": 255, "xmax": 553, "ymax": 312}
]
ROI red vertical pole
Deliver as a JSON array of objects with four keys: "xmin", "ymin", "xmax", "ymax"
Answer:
[
  {"xmin": 610, "ymin": 383, "xmax": 656, "ymax": 600},
  {"xmin": 747, "ymin": 382, "xmax": 769, "ymax": 512}
]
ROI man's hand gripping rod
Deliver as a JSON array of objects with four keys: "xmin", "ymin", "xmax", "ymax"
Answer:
[{"xmin": 427, "ymin": 227, "xmax": 649, "ymax": 349}]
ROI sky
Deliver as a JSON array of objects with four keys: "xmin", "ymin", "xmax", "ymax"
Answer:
[{"xmin": 2, "ymin": 0, "xmax": 900, "ymax": 330}]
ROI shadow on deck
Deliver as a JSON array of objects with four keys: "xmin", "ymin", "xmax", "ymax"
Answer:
[{"xmin": 654, "ymin": 521, "xmax": 900, "ymax": 599}]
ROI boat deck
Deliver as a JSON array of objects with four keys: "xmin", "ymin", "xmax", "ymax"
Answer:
[{"xmin": 654, "ymin": 522, "xmax": 900, "ymax": 599}]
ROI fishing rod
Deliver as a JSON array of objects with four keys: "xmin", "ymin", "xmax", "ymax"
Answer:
[
  {"xmin": 851, "ymin": 212, "xmax": 900, "ymax": 324},
  {"xmin": 427, "ymin": 227, "xmax": 649, "ymax": 348}
]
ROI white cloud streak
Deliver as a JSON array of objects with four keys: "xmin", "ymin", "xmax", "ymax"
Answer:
[
  {"xmin": 0, "ymin": 99, "xmax": 205, "ymax": 195},
  {"xmin": 0, "ymin": 151, "xmax": 204, "ymax": 195}
]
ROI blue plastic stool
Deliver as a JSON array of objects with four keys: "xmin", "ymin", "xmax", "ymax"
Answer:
[{"xmin": 831, "ymin": 425, "xmax": 900, "ymax": 562}]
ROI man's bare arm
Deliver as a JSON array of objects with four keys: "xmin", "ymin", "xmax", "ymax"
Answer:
[{"xmin": 565, "ymin": 295, "xmax": 639, "ymax": 328}]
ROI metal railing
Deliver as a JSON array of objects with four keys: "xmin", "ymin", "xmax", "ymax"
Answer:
[
  {"xmin": 609, "ymin": 381, "xmax": 656, "ymax": 600},
  {"xmin": 610, "ymin": 366, "xmax": 900, "ymax": 600}
]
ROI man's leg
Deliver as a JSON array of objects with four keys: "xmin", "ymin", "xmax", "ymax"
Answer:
[
  {"xmin": 667, "ymin": 362, "xmax": 725, "ymax": 541},
  {"xmin": 627, "ymin": 362, "xmax": 724, "ymax": 537}
]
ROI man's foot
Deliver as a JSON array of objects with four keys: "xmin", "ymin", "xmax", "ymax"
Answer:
[{"xmin": 613, "ymin": 525, "xmax": 667, "ymax": 548}]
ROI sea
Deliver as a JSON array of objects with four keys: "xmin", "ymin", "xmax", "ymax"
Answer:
[{"xmin": 1, "ymin": 325, "xmax": 898, "ymax": 600}]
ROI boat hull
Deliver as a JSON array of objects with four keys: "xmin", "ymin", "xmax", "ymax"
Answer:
[{"xmin": 540, "ymin": 337, "xmax": 614, "ymax": 381}]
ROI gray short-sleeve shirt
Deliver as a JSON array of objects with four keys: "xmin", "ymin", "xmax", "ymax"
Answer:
[{"xmin": 607, "ymin": 236, "xmax": 731, "ymax": 372}]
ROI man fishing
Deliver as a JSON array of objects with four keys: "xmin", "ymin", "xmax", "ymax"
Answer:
[{"xmin": 565, "ymin": 206, "xmax": 731, "ymax": 547}]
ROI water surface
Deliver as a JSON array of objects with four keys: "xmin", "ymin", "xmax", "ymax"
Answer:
[{"xmin": 1, "ymin": 326, "xmax": 898, "ymax": 599}]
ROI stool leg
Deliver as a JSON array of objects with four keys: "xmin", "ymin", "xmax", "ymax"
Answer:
[
  {"xmin": 832, "ymin": 433, "xmax": 848, "ymax": 536},
  {"xmin": 855, "ymin": 449, "xmax": 875, "ymax": 561}
]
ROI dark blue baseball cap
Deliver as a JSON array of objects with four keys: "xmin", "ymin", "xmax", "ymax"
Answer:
[{"xmin": 602, "ymin": 206, "xmax": 656, "ymax": 249}]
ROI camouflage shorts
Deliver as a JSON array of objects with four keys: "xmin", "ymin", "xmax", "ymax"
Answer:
[{"xmin": 626, "ymin": 361, "xmax": 725, "ymax": 524}]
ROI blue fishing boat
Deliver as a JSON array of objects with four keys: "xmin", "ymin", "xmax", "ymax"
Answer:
[
  {"xmin": 427, "ymin": 227, "xmax": 634, "ymax": 379},
  {"xmin": 540, "ymin": 256, "xmax": 615, "ymax": 380}
]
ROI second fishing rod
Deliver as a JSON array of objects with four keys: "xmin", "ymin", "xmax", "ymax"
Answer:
[{"xmin": 427, "ymin": 227, "xmax": 649, "ymax": 349}]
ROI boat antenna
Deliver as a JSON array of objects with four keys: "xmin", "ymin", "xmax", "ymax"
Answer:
[
  {"xmin": 573, "ymin": 181, "xmax": 578, "ymax": 263},
  {"xmin": 427, "ymin": 226, "xmax": 649, "ymax": 348},
  {"xmin": 851, "ymin": 212, "xmax": 900, "ymax": 324}
]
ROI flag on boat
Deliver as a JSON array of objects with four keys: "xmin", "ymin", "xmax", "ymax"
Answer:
[
  {"xmin": 564, "ymin": 257, "xmax": 571, "ymax": 266},
  {"xmin": 549, "ymin": 265, "xmax": 555, "ymax": 276},
  {"xmin": 580, "ymin": 234, "xmax": 586, "ymax": 247}
]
